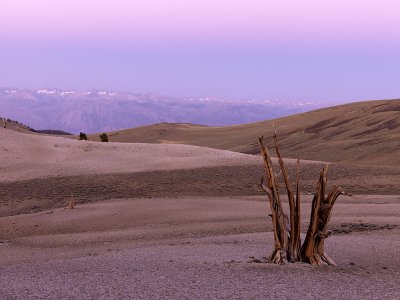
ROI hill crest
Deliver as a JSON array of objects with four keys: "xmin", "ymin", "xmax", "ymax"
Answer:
[{"xmin": 99, "ymin": 99, "xmax": 400, "ymax": 166}]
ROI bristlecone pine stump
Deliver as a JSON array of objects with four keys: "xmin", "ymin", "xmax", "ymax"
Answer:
[{"xmin": 258, "ymin": 127, "xmax": 346, "ymax": 265}]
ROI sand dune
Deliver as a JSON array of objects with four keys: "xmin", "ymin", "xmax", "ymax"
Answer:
[{"xmin": 0, "ymin": 128, "xmax": 265, "ymax": 182}]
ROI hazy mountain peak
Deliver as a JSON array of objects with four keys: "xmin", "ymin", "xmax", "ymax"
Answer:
[{"xmin": 0, "ymin": 87, "xmax": 334, "ymax": 134}]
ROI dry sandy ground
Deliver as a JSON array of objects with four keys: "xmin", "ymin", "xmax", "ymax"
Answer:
[
  {"xmin": 1, "ymin": 129, "xmax": 400, "ymax": 299},
  {"xmin": 0, "ymin": 196, "xmax": 399, "ymax": 299}
]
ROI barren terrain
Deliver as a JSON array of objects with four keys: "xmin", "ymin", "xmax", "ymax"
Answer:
[
  {"xmin": 102, "ymin": 99, "xmax": 400, "ymax": 167},
  {"xmin": 1, "ymin": 195, "xmax": 399, "ymax": 299},
  {"xmin": 1, "ymin": 109, "xmax": 400, "ymax": 299}
]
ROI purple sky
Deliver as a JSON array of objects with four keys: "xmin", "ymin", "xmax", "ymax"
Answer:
[{"xmin": 1, "ymin": 0, "xmax": 399, "ymax": 102}]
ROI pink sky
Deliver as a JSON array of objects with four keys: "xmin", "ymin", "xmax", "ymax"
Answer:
[
  {"xmin": 1, "ymin": 0, "xmax": 399, "ymax": 101},
  {"xmin": 1, "ymin": 0, "xmax": 399, "ymax": 45}
]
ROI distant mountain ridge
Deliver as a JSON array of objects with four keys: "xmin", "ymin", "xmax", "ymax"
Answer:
[{"xmin": 0, "ymin": 88, "xmax": 334, "ymax": 133}]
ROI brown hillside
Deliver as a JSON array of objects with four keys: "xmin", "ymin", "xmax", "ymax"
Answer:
[{"xmin": 99, "ymin": 99, "xmax": 400, "ymax": 166}]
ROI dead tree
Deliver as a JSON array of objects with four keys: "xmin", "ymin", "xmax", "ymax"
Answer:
[
  {"xmin": 300, "ymin": 168, "xmax": 344, "ymax": 265},
  {"xmin": 259, "ymin": 127, "xmax": 346, "ymax": 265}
]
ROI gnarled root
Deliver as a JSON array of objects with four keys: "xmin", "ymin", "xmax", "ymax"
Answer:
[
  {"xmin": 269, "ymin": 249, "xmax": 288, "ymax": 264},
  {"xmin": 305, "ymin": 252, "xmax": 336, "ymax": 266},
  {"xmin": 320, "ymin": 252, "xmax": 337, "ymax": 266}
]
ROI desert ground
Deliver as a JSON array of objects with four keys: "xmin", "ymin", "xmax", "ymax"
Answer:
[{"xmin": 1, "ymin": 124, "xmax": 400, "ymax": 299}]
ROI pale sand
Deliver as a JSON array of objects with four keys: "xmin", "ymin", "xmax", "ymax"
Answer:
[
  {"xmin": 0, "ymin": 128, "xmax": 253, "ymax": 182},
  {"xmin": 0, "ymin": 128, "xmax": 325, "ymax": 183}
]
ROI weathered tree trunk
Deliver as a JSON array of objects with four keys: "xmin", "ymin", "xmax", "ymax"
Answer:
[
  {"xmin": 293, "ymin": 157, "xmax": 301, "ymax": 262},
  {"xmin": 301, "ymin": 168, "xmax": 344, "ymax": 265},
  {"xmin": 259, "ymin": 136, "xmax": 288, "ymax": 263},
  {"xmin": 258, "ymin": 128, "xmax": 346, "ymax": 265}
]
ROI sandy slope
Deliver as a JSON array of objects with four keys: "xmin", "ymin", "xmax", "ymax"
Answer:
[
  {"xmin": 0, "ymin": 128, "xmax": 267, "ymax": 182},
  {"xmin": 104, "ymin": 99, "xmax": 400, "ymax": 166}
]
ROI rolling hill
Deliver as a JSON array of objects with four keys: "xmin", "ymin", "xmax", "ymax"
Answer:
[{"xmin": 96, "ymin": 99, "xmax": 400, "ymax": 166}]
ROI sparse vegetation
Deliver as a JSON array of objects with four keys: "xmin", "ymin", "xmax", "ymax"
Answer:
[
  {"xmin": 79, "ymin": 132, "xmax": 88, "ymax": 140},
  {"xmin": 99, "ymin": 133, "xmax": 109, "ymax": 142},
  {"xmin": 0, "ymin": 117, "xmax": 46, "ymax": 133},
  {"xmin": 259, "ymin": 126, "xmax": 348, "ymax": 265}
]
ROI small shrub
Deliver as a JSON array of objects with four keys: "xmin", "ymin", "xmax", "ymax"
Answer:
[
  {"xmin": 79, "ymin": 132, "xmax": 88, "ymax": 140},
  {"xmin": 67, "ymin": 192, "xmax": 75, "ymax": 209},
  {"xmin": 99, "ymin": 132, "xmax": 109, "ymax": 142}
]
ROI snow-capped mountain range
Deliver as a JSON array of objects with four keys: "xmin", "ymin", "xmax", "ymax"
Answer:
[{"xmin": 0, "ymin": 88, "xmax": 333, "ymax": 133}]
